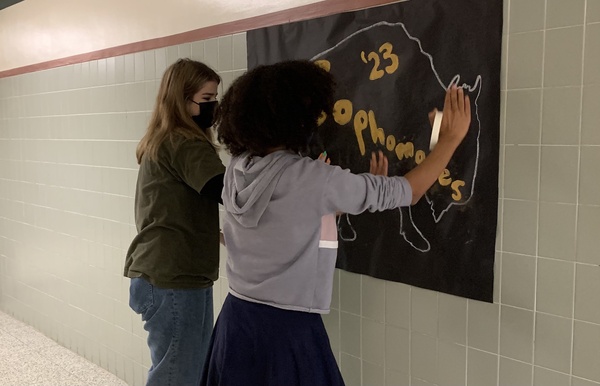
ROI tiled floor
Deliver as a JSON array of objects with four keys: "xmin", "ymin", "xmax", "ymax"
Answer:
[{"xmin": 0, "ymin": 310, "xmax": 128, "ymax": 386}]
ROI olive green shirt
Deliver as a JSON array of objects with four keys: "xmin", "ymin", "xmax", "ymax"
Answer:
[{"xmin": 124, "ymin": 135, "xmax": 225, "ymax": 288}]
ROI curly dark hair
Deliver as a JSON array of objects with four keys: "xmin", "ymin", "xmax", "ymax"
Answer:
[{"xmin": 216, "ymin": 60, "xmax": 336, "ymax": 156}]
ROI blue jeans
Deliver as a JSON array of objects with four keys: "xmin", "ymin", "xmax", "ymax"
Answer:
[{"xmin": 129, "ymin": 277, "xmax": 214, "ymax": 386}]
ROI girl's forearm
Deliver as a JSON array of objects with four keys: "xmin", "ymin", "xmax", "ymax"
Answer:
[{"xmin": 403, "ymin": 138, "xmax": 460, "ymax": 205}]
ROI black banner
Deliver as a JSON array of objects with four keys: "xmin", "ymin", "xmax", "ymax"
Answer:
[{"xmin": 247, "ymin": 0, "xmax": 502, "ymax": 302}]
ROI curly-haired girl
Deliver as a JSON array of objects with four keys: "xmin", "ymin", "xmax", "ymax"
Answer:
[{"xmin": 202, "ymin": 60, "xmax": 470, "ymax": 386}]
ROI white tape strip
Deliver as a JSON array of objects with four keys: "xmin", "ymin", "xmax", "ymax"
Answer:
[
  {"xmin": 319, "ymin": 240, "xmax": 339, "ymax": 249},
  {"xmin": 430, "ymin": 110, "xmax": 443, "ymax": 150}
]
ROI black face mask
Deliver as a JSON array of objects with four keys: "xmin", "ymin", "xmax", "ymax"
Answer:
[{"xmin": 191, "ymin": 100, "xmax": 218, "ymax": 129}]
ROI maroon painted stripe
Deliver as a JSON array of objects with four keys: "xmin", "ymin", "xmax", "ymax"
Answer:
[{"xmin": 0, "ymin": 0, "xmax": 397, "ymax": 78}]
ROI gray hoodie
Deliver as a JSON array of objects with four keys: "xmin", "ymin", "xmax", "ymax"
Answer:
[{"xmin": 222, "ymin": 150, "xmax": 412, "ymax": 313}]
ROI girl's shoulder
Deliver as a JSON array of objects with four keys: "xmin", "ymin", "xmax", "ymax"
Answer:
[
  {"xmin": 166, "ymin": 132, "xmax": 217, "ymax": 154},
  {"xmin": 284, "ymin": 154, "xmax": 339, "ymax": 183}
]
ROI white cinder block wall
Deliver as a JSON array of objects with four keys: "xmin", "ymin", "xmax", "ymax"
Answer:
[
  {"xmin": 0, "ymin": 35, "xmax": 247, "ymax": 385},
  {"xmin": 1, "ymin": 1, "xmax": 599, "ymax": 385}
]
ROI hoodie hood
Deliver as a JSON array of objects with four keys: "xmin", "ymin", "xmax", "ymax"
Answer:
[{"xmin": 222, "ymin": 150, "xmax": 299, "ymax": 228}]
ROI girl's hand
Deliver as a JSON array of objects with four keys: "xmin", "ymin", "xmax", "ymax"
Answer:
[
  {"xmin": 370, "ymin": 151, "xmax": 388, "ymax": 176},
  {"xmin": 403, "ymin": 86, "xmax": 471, "ymax": 205},
  {"xmin": 318, "ymin": 151, "xmax": 331, "ymax": 164},
  {"xmin": 438, "ymin": 85, "xmax": 471, "ymax": 146}
]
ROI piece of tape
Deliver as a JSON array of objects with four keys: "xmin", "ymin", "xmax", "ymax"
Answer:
[{"xmin": 430, "ymin": 110, "xmax": 443, "ymax": 150}]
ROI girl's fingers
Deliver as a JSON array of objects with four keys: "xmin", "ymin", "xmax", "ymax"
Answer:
[
  {"xmin": 369, "ymin": 151, "xmax": 389, "ymax": 176},
  {"xmin": 370, "ymin": 152, "xmax": 376, "ymax": 174},
  {"xmin": 318, "ymin": 151, "xmax": 331, "ymax": 165},
  {"xmin": 443, "ymin": 87, "xmax": 451, "ymax": 114},
  {"xmin": 458, "ymin": 87, "xmax": 464, "ymax": 112},
  {"xmin": 377, "ymin": 151, "xmax": 388, "ymax": 176},
  {"xmin": 450, "ymin": 84, "xmax": 458, "ymax": 111}
]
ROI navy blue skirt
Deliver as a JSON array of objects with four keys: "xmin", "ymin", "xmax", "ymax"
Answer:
[{"xmin": 201, "ymin": 294, "xmax": 345, "ymax": 386}]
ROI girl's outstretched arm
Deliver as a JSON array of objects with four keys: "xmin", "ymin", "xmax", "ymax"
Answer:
[{"xmin": 404, "ymin": 85, "xmax": 471, "ymax": 204}]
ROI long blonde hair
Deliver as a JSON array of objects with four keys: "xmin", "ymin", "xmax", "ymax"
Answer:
[{"xmin": 136, "ymin": 59, "xmax": 221, "ymax": 164}]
